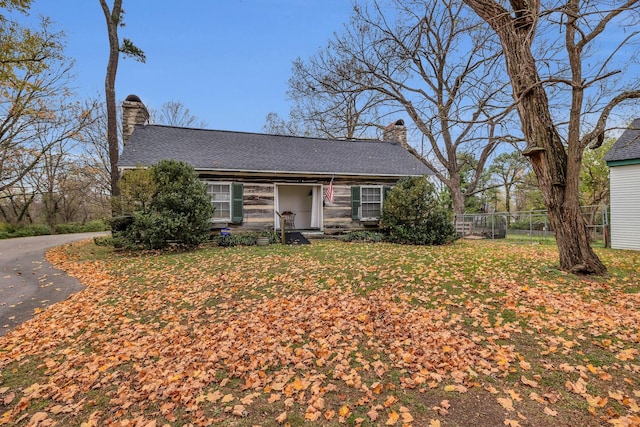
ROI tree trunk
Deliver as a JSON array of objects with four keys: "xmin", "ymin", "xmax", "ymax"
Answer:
[
  {"xmin": 463, "ymin": 0, "xmax": 606, "ymax": 274},
  {"xmin": 449, "ymin": 175, "xmax": 466, "ymax": 216},
  {"xmin": 504, "ymin": 186, "xmax": 511, "ymax": 226},
  {"xmin": 100, "ymin": 0, "xmax": 122, "ymax": 202}
]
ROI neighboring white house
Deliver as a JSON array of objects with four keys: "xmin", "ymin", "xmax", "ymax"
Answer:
[{"xmin": 604, "ymin": 118, "xmax": 640, "ymax": 251}]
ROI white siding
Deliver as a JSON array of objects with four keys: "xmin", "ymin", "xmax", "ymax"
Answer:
[{"xmin": 610, "ymin": 164, "xmax": 640, "ymax": 250}]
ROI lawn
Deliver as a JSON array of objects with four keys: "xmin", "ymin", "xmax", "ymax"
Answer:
[{"xmin": 1, "ymin": 239, "xmax": 639, "ymax": 426}]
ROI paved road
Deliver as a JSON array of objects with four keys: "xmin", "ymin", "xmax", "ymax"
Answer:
[{"xmin": 0, "ymin": 232, "xmax": 108, "ymax": 336}]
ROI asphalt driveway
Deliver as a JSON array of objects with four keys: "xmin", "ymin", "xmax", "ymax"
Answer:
[{"xmin": 0, "ymin": 232, "xmax": 108, "ymax": 336}]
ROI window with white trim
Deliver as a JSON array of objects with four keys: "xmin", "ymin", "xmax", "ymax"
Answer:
[
  {"xmin": 360, "ymin": 186, "xmax": 383, "ymax": 220},
  {"xmin": 206, "ymin": 182, "xmax": 231, "ymax": 221}
]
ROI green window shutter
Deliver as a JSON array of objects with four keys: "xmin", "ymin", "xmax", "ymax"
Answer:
[
  {"xmin": 231, "ymin": 183, "xmax": 244, "ymax": 223},
  {"xmin": 382, "ymin": 186, "xmax": 392, "ymax": 214},
  {"xmin": 351, "ymin": 186, "xmax": 361, "ymax": 220},
  {"xmin": 382, "ymin": 186, "xmax": 392, "ymax": 200}
]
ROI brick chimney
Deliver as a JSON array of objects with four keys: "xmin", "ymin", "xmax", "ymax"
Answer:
[
  {"xmin": 383, "ymin": 119, "xmax": 408, "ymax": 149},
  {"xmin": 122, "ymin": 94, "xmax": 149, "ymax": 145}
]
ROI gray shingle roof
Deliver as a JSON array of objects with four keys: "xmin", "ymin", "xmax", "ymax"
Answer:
[
  {"xmin": 118, "ymin": 125, "xmax": 433, "ymax": 177},
  {"xmin": 605, "ymin": 118, "xmax": 640, "ymax": 163}
]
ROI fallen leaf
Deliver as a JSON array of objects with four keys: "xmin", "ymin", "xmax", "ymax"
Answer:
[
  {"xmin": 324, "ymin": 409, "xmax": 336, "ymax": 420},
  {"xmin": 386, "ymin": 410, "xmax": 399, "ymax": 425},
  {"xmin": 275, "ymin": 411, "xmax": 287, "ymax": 424},
  {"xmin": 232, "ymin": 405, "xmax": 246, "ymax": 417},
  {"xmin": 3, "ymin": 392, "xmax": 15, "ymax": 405},
  {"xmin": 30, "ymin": 412, "xmax": 48, "ymax": 423},
  {"xmin": 339, "ymin": 405, "xmax": 351, "ymax": 418},
  {"xmin": 367, "ymin": 407, "xmax": 379, "ymax": 421},
  {"xmin": 521, "ymin": 376, "xmax": 538, "ymax": 388},
  {"xmin": 497, "ymin": 397, "xmax": 514, "ymax": 411}
]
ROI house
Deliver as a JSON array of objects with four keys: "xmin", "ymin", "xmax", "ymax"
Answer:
[
  {"xmin": 118, "ymin": 95, "xmax": 433, "ymax": 234},
  {"xmin": 604, "ymin": 118, "xmax": 640, "ymax": 250}
]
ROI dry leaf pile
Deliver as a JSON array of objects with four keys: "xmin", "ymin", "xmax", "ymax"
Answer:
[{"xmin": 0, "ymin": 239, "xmax": 638, "ymax": 426}]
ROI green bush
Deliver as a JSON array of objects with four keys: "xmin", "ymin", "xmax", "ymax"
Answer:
[
  {"xmin": 342, "ymin": 230, "xmax": 385, "ymax": 243},
  {"xmin": 12, "ymin": 224, "xmax": 51, "ymax": 237},
  {"xmin": 0, "ymin": 220, "xmax": 106, "ymax": 239},
  {"xmin": 82, "ymin": 220, "xmax": 108, "ymax": 232},
  {"xmin": 116, "ymin": 160, "xmax": 213, "ymax": 250},
  {"xmin": 215, "ymin": 231, "xmax": 279, "ymax": 247},
  {"xmin": 381, "ymin": 176, "xmax": 458, "ymax": 245}
]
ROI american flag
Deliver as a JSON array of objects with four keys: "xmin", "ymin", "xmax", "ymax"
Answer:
[{"xmin": 325, "ymin": 176, "xmax": 334, "ymax": 204}]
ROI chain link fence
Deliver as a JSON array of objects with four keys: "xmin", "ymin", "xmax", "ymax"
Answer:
[{"xmin": 454, "ymin": 205, "xmax": 609, "ymax": 246}]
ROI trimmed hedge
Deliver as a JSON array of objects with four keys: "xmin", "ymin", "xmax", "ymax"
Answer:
[{"xmin": 0, "ymin": 221, "xmax": 108, "ymax": 240}]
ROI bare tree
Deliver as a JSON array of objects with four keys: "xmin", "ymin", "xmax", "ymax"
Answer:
[
  {"xmin": 288, "ymin": 53, "xmax": 388, "ymax": 139},
  {"xmin": 463, "ymin": 0, "xmax": 640, "ymax": 274},
  {"xmin": 262, "ymin": 112, "xmax": 310, "ymax": 136},
  {"xmin": 149, "ymin": 100, "xmax": 207, "ymax": 128},
  {"xmin": 77, "ymin": 100, "xmax": 112, "ymax": 199},
  {"xmin": 327, "ymin": 0, "xmax": 516, "ymax": 214},
  {"xmin": 489, "ymin": 150, "xmax": 530, "ymax": 222},
  {"xmin": 1, "ymin": 18, "xmax": 95, "ymax": 194},
  {"xmin": 99, "ymin": 0, "xmax": 145, "ymax": 200}
]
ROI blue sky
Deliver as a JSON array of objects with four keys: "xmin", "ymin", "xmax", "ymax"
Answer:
[{"xmin": 16, "ymin": 0, "xmax": 355, "ymax": 133}]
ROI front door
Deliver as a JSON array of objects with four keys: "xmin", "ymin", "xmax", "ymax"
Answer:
[{"xmin": 274, "ymin": 184, "xmax": 323, "ymax": 230}]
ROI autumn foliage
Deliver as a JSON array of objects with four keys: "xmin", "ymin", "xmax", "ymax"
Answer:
[{"xmin": 0, "ymin": 239, "xmax": 639, "ymax": 426}]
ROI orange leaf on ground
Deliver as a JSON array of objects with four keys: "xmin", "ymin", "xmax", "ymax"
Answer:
[
  {"xmin": 339, "ymin": 405, "xmax": 351, "ymax": 418},
  {"xmin": 305, "ymin": 406, "xmax": 320, "ymax": 421},
  {"xmin": 232, "ymin": 405, "xmax": 246, "ymax": 417},
  {"xmin": 497, "ymin": 397, "xmax": 514, "ymax": 411},
  {"xmin": 268, "ymin": 393, "xmax": 281, "ymax": 403},
  {"xmin": 384, "ymin": 395, "xmax": 398, "ymax": 407},
  {"xmin": 385, "ymin": 410, "xmax": 399, "ymax": 425},
  {"xmin": 324, "ymin": 409, "xmax": 336, "ymax": 420},
  {"xmin": 275, "ymin": 411, "xmax": 287, "ymax": 424},
  {"xmin": 367, "ymin": 407, "xmax": 379, "ymax": 421}
]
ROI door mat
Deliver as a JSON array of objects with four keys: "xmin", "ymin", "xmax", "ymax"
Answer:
[{"xmin": 285, "ymin": 232, "xmax": 311, "ymax": 245}]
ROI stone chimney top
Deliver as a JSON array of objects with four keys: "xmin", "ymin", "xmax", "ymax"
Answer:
[
  {"xmin": 383, "ymin": 119, "xmax": 408, "ymax": 148},
  {"xmin": 122, "ymin": 94, "xmax": 149, "ymax": 146}
]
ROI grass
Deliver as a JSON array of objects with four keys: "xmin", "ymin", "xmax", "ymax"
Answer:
[{"xmin": 0, "ymin": 239, "xmax": 639, "ymax": 426}]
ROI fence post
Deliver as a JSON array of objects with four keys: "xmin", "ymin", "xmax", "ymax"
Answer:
[
  {"xmin": 603, "ymin": 204, "xmax": 610, "ymax": 248},
  {"xmin": 529, "ymin": 209, "xmax": 533, "ymax": 244},
  {"xmin": 491, "ymin": 212, "xmax": 495, "ymax": 239}
]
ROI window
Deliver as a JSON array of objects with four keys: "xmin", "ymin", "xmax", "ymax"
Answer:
[
  {"xmin": 207, "ymin": 183, "xmax": 231, "ymax": 221},
  {"xmin": 360, "ymin": 186, "xmax": 383, "ymax": 219},
  {"xmin": 205, "ymin": 182, "xmax": 244, "ymax": 223},
  {"xmin": 351, "ymin": 185, "xmax": 389, "ymax": 221}
]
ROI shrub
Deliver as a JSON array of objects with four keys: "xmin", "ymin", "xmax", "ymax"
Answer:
[
  {"xmin": 215, "ymin": 231, "xmax": 279, "ymax": 247},
  {"xmin": 0, "ymin": 220, "xmax": 106, "ymax": 239},
  {"xmin": 381, "ymin": 176, "xmax": 458, "ymax": 245},
  {"xmin": 12, "ymin": 224, "xmax": 51, "ymax": 237},
  {"xmin": 81, "ymin": 220, "xmax": 108, "ymax": 232},
  {"xmin": 342, "ymin": 230, "xmax": 385, "ymax": 243},
  {"xmin": 116, "ymin": 160, "xmax": 213, "ymax": 249}
]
